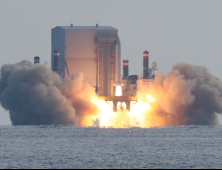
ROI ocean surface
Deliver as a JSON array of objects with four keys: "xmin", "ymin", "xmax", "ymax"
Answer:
[{"xmin": 1, "ymin": 125, "xmax": 222, "ymax": 169}]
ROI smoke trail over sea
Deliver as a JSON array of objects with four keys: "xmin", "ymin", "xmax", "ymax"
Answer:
[
  {"xmin": 0, "ymin": 61, "xmax": 98, "ymax": 126},
  {"xmin": 0, "ymin": 61, "xmax": 222, "ymax": 126},
  {"xmin": 137, "ymin": 63, "xmax": 222, "ymax": 126}
]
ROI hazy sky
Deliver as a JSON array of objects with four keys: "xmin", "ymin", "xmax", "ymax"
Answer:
[{"xmin": 1, "ymin": 0, "xmax": 222, "ymax": 125}]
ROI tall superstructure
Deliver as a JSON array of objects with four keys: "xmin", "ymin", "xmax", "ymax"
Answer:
[
  {"xmin": 51, "ymin": 24, "xmax": 157, "ymax": 111},
  {"xmin": 51, "ymin": 25, "xmax": 119, "ymax": 96}
]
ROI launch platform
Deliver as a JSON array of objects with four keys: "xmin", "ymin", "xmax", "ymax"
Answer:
[
  {"xmin": 49, "ymin": 24, "xmax": 158, "ymax": 113},
  {"xmin": 99, "ymin": 96, "xmax": 138, "ymax": 112}
]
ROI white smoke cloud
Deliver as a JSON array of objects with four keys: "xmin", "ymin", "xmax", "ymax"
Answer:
[
  {"xmin": 0, "ymin": 61, "xmax": 222, "ymax": 126},
  {"xmin": 0, "ymin": 61, "xmax": 98, "ymax": 126},
  {"xmin": 138, "ymin": 63, "xmax": 222, "ymax": 126}
]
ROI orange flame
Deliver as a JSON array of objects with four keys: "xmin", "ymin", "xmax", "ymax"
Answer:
[
  {"xmin": 115, "ymin": 86, "xmax": 122, "ymax": 96},
  {"xmin": 89, "ymin": 92, "xmax": 156, "ymax": 128}
]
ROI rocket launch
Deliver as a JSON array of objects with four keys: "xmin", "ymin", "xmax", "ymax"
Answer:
[
  {"xmin": 0, "ymin": 60, "xmax": 222, "ymax": 127},
  {"xmin": 114, "ymin": 38, "xmax": 124, "ymax": 97},
  {"xmin": 0, "ymin": 25, "xmax": 222, "ymax": 127},
  {"xmin": 115, "ymin": 38, "xmax": 123, "ymax": 86}
]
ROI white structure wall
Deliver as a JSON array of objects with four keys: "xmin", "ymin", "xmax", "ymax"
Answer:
[
  {"xmin": 137, "ymin": 79, "xmax": 154, "ymax": 92},
  {"xmin": 51, "ymin": 26, "xmax": 118, "ymax": 96}
]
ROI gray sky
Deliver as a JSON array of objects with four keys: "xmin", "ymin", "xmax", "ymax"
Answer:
[{"xmin": 1, "ymin": 0, "xmax": 222, "ymax": 125}]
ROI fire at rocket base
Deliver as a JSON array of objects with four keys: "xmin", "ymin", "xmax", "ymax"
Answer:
[
  {"xmin": 114, "ymin": 38, "xmax": 124, "ymax": 96},
  {"xmin": 2, "ymin": 24, "xmax": 222, "ymax": 128},
  {"xmin": 99, "ymin": 37, "xmax": 137, "ymax": 112},
  {"xmin": 115, "ymin": 38, "xmax": 122, "ymax": 86}
]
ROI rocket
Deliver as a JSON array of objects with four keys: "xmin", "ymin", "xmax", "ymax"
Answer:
[{"xmin": 114, "ymin": 37, "xmax": 124, "ymax": 86}]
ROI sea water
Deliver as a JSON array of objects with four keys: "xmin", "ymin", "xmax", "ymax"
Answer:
[{"xmin": 0, "ymin": 125, "xmax": 222, "ymax": 169}]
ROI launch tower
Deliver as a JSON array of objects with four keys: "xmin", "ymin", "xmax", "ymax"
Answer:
[
  {"xmin": 51, "ymin": 25, "xmax": 157, "ymax": 112},
  {"xmin": 52, "ymin": 25, "xmax": 121, "ymax": 96}
]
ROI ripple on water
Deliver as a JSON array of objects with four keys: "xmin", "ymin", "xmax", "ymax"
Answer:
[{"xmin": 0, "ymin": 125, "xmax": 222, "ymax": 168}]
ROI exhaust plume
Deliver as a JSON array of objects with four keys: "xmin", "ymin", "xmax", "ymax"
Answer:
[
  {"xmin": 0, "ymin": 61, "xmax": 222, "ymax": 127},
  {"xmin": 137, "ymin": 63, "xmax": 222, "ymax": 126},
  {"xmin": 0, "ymin": 61, "xmax": 98, "ymax": 126}
]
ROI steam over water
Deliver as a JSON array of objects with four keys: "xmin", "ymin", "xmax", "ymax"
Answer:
[
  {"xmin": 1, "ymin": 61, "xmax": 222, "ymax": 168},
  {"xmin": 0, "ymin": 60, "xmax": 222, "ymax": 126},
  {"xmin": 0, "ymin": 61, "xmax": 98, "ymax": 126},
  {"xmin": 136, "ymin": 63, "xmax": 222, "ymax": 126},
  {"xmin": 1, "ymin": 126, "xmax": 222, "ymax": 169}
]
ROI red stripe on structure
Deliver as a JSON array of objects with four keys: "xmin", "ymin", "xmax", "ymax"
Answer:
[
  {"xmin": 143, "ymin": 56, "xmax": 148, "ymax": 59},
  {"xmin": 143, "ymin": 51, "xmax": 149, "ymax": 54},
  {"xmin": 123, "ymin": 60, "xmax": 129, "ymax": 63},
  {"xmin": 123, "ymin": 65, "xmax": 129, "ymax": 68}
]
